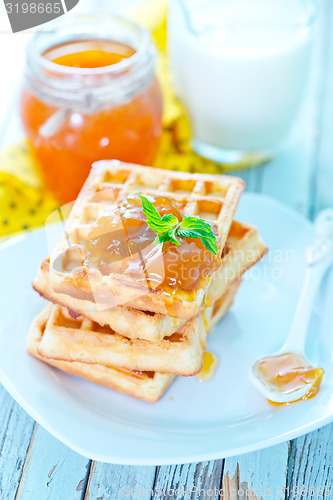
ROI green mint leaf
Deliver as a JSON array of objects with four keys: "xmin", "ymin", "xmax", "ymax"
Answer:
[
  {"xmin": 179, "ymin": 216, "xmax": 213, "ymax": 234},
  {"xmin": 139, "ymin": 195, "xmax": 218, "ymax": 255},
  {"xmin": 177, "ymin": 228, "xmax": 195, "ymax": 239},
  {"xmin": 153, "ymin": 232, "xmax": 173, "ymax": 245},
  {"xmin": 153, "ymin": 229, "xmax": 181, "ymax": 246},
  {"xmin": 167, "ymin": 227, "xmax": 181, "ymax": 246},
  {"xmin": 139, "ymin": 195, "xmax": 179, "ymax": 235},
  {"xmin": 178, "ymin": 227, "xmax": 218, "ymax": 254},
  {"xmin": 199, "ymin": 235, "xmax": 218, "ymax": 255},
  {"xmin": 178, "ymin": 216, "xmax": 218, "ymax": 255}
]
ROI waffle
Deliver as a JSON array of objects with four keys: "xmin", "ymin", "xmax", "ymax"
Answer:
[
  {"xmin": 27, "ymin": 306, "xmax": 175, "ymax": 403},
  {"xmin": 206, "ymin": 220, "xmax": 267, "ymax": 304},
  {"xmin": 32, "ymin": 279, "xmax": 241, "ymax": 377},
  {"xmin": 48, "ymin": 161, "xmax": 245, "ymax": 319},
  {"xmin": 33, "ymin": 220, "xmax": 266, "ymax": 342},
  {"xmin": 27, "ymin": 280, "xmax": 239, "ymax": 402}
]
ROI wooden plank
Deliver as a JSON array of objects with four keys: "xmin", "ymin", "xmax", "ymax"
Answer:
[
  {"xmin": 85, "ymin": 462, "xmax": 156, "ymax": 500},
  {"xmin": 0, "ymin": 89, "xmax": 36, "ymax": 500},
  {"xmin": 286, "ymin": 424, "xmax": 333, "ymax": 499},
  {"xmin": 152, "ymin": 460, "xmax": 223, "ymax": 500},
  {"xmin": 312, "ymin": 0, "xmax": 333, "ymax": 215},
  {"xmin": 221, "ymin": 444, "xmax": 288, "ymax": 500},
  {"xmin": 16, "ymin": 425, "xmax": 91, "ymax": 500},
  {"xmin": 228, "ymin": 164, "xmax": 264, "ymax": 195},
  {"xmin": 0, "ymin": 391, "xmax": 35, "ymax": 500}
]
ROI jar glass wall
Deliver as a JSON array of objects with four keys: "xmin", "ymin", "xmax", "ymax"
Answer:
[{"xmin": 21, "ymin": 15, "xmax": 163, "ymax": 202}]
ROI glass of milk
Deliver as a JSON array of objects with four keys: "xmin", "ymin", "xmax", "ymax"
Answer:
[{"xmin": 168, "ymin": 0, "xmax": 317, "ymax": 165}]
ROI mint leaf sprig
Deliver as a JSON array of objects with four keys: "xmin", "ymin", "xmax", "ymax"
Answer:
[{"xmin": 139, "ymin": 195, "xmax": 218, "ymax": 256}]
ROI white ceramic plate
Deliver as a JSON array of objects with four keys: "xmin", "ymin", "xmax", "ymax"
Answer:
[{"xmin": 1, "ymin": 193, "xmax": 333, "ymax": 465}]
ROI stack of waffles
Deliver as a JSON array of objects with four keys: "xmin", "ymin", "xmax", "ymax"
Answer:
[{"xmin": 28, "ymin": 161, "xmax": 267, "ymax": 402}]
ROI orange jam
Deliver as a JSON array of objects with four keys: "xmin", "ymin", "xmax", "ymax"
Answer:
[
  {"xmin": 254, "ymin": 352, "xmax": 324, "ymax": 405},
  {"xmin": 202, "ymin": 310, "xmax": 210, "ymax": 335},
  {"xmin": 196, "ymin": 352, "xmax": 219, "ymax": 382},
  {"xmin": 44, "ymin": 40, "xmax": 134, "ymax": 68},
  {"xmin": 21, "ymin": 34, "xmax": 162, "ymax": 203},
  {"xmin": 70, "ymin": 194, "xmax": 221, "ymax": 296}
]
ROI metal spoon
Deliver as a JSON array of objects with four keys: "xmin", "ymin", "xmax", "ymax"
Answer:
[{"xmin": 251, "ymin": 209, "xmax": 333, "ymax": 404}]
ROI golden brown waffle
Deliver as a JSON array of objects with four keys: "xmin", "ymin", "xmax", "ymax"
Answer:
[
  {"xmin": 49, "ymin": 161, "xmax": 245, "ymax": 319},
  {"xmin": 34, "ymin": 220, "xmax": 266, "ymax": 341},
  {"xmin": 27, "ymin": 279, "xmax": 239, "ymax": 402},
  {"xmin": 32, "ymin": 279, "xmax": 241, "ymax": 377},
  {"xmin": 27, "ymin": 306, "xmax": 175, "ymax": 403},
  {"xmin": 206, "ymin": 220, "xmax": 267, "ymax": 304}
]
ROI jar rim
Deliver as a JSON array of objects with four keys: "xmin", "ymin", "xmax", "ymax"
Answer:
[{"xmin": 26, "ymin": 13, "xmax": 152, "ymax": 77}]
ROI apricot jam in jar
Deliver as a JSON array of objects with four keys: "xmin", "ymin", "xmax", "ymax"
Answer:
[{"xmin": 20, "ymin": 16, "xmax": 163, "ymax": 202}]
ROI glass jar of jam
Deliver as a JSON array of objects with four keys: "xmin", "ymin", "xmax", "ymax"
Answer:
[{"xmin": 20, "ymin": 15, "xmax": 163, "ymax": 202}]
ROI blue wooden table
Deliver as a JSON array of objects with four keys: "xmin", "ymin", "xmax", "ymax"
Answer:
[{"xmin": 1, "ymin": 0, "xmax": 333, "ymax": 498}]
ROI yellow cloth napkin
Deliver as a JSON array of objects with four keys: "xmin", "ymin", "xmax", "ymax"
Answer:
[{"xmin": 0, "ymin": 142, "xmax": 58, "ymax": 238}]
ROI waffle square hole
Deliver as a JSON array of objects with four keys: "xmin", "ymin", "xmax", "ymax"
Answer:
[
  {"xmin": 54, "ymin": 309, "xmax": 83, "ymax": 330},
  {"xmin": 212, "ymin": 296, "xmax": 225, "ymax": 317},
  {"xmin": 131, "ymin": 172, "xmax": 165, "ymax": 191},
  {"xmin": 72, "ymin": 226, "xmax": 90, "ymax": 244},
  {"xmin": 196, "ymin": 199, "xmax": 223, "ymax": 221},
  {"xmin": 83, "ymin": 204, "xmax": 101, "ymax": 224},
  {"xmin": 169, "ymin": 178, "xmax": 196, "ymax": 195},
  {"xmin": 92, "ymin": 322, "xmax": 114, "ymax": 335},
  {"xmin": 127, "ymin": 370, "xmax": 154, "ymax": 379},
  {"xmin": 103, "ymin": 170, "xmax": 131, "ymax": 185},
  {"xmin": 167, "ymin": 333, "xmax": 184, "ymax": 343},
  {"xmin": 203, "ymin": 181, "xmax": 229, "ymax": 198},
  {"xmin": 93, "ymin": 185, "xmax": 121, "ymax": 201},
  {"xmin": 53, "ymin": 247, "xmax": 83, "ymax": 273}
]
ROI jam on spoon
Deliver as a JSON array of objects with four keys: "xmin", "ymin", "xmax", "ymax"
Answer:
[
  {"xmin": 251, "ymin": 209, "xmax": 333, "ymax": 405},
  {"xmin": 253, "ymin": 352, "xmax": 324, "ymax": 405}
]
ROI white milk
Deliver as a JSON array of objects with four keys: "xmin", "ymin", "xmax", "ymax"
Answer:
[{"xmin": 168, "ymin": 0, "xmax": 315, "ymax": 152}]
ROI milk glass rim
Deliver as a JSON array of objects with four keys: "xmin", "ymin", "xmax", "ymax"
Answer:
[{"xmin": 175, "ymin": 0, "xmax": 318, "ymax": 35}]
